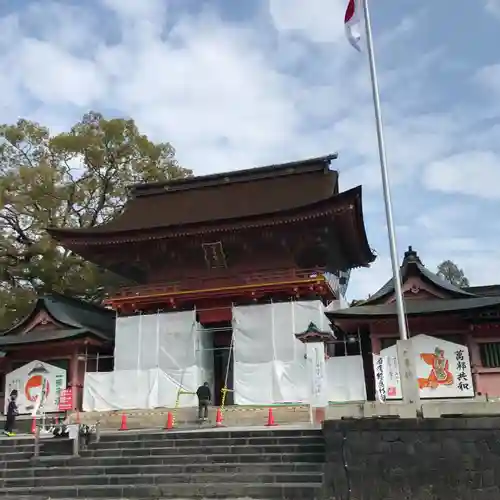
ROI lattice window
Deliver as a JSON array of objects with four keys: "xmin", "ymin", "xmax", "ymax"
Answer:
[
  {"xmin": 480, "ymin": 342, "xmax": 500, "ymax": 368},
  {"xmin": 202, "ymin": 241, "xmax": 227, "ymax": 269}
]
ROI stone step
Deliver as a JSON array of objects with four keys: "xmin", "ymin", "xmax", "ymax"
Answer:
[
  {"xmin": 6, "ymin": 451, "xmax": 324, "ymax": 468},
  {"xmin": 2, "ymin": 471, "xmax": 323, "ymax": 488},
  {"xmin": 1, "ymin": 462, "xmax": 323, "ymax": 478},
  {"xmin": 82, "ymin": 443, "xmax": 325, "ymax": 458},
  {"xmin": 90, "ymin": 434, "xmax": 324, "ymax": 448},
  {"xmin": 0, "ymin": 443, "xmax": 33, "ymax": 452},
  {"xmin": 96, "ymin": 428, "xmax": 322, "ymax": 442},
  {"xmin": 0, "ymin": 482, "xmax": 323, "ymax": 499}
]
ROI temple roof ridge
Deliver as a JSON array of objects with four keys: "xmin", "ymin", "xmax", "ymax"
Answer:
[
  {"xmin": 129, "ymin": 153, "xmax": 339, "ymax": 197},
  {"xmin": 361, "ymin": 245, "xmax": 476, "ymax": 305},
  {"xmin": 0, "ymin": 292, "xmax": 115, "ymax": 340}
]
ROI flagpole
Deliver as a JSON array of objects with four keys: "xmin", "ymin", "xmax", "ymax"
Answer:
[{"xmin": 362, "ymin": 0, "xmax": 408, "ymax": 341}]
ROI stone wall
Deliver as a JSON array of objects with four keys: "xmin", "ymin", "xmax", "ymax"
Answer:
[{"xmin": 323, "ymin": 417, "xmax": 500, "ymax": 500}]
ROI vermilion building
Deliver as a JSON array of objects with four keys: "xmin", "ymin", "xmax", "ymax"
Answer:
[{"xmin": 49, "ymin": 155, "xmax": 375, "ymax": 406}]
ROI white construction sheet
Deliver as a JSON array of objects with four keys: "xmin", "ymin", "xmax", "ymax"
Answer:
[
  {"xmin": 82, "ymin": 368, "xmax": 201, "ymax": 411},
  {"xmin": 84, "ymin": 310, "xmax": 211, "ymax": 410},
  {"xmin": 325, "ymin": 355, "xmax": 367, "ymax": 402},
  {"xmin": 232, "ymin": 300, "xmax": 332, "ymax": 405}
]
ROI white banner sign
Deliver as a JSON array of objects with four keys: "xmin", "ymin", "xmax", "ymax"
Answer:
[
  {"xmin": 306, "ymin": 343, "xmax": 328, "ymax": 407},
  {"xmin": 4, "ymin": 360, "xmax": 67, "ymax": 414},
  {"xmin": 379, "ymin": 334, "xmax": 474, "ymax": 400}
]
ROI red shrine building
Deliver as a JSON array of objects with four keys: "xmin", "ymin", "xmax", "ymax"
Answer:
[
  {"xmin": 327, "ymin": 246, "xmax": 500, "ymax": 399},
  {"xmin": 46, "ymin": 154, "xmax": 375, "ymax": 408},
  {"xmin": 0, "ymin": 293, "xmax": 114, "ymax": 413}
]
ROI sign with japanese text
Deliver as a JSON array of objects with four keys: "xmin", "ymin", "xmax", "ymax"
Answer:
[
  {"xmin": 372, "ymin": 354, "xmax": 387, "ymax": 402},
  {"xmin": 306, "ymin": 343, "xmax": 328, "ymax": 407},
  {"xmin": 379, "ymin": 334, "xmax": 474, "ymax": 400},
  {"xmin": 4, "ymin": 360, "xmax": 67, "ymax": 414},
  {"xmin": 58, "ymin": 388, "xmax": 73, "ymax": 411}
]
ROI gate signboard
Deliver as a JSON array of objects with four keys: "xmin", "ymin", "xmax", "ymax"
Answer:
[{"xmin": 4, "ymin": 360, "xmax": 67, "ymax": 414}]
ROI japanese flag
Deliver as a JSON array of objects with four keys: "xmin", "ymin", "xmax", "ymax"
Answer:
[{"xmin": 345, "ymin": 0, "xmax": 363, "ymax": 51}]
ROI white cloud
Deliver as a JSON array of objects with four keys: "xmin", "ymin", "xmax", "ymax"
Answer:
[
  {"xmin": 486, "ymin": 0, "xmax": 500, "ymax": 17},
  {"xmin": 422, "ymin": 151, "xmax": 500, "ymax": 199},
  {"xmin": 268, "ymin": 0, "xmax": 347, "ymax": 44},
  {"xmin": 0, "ymin": 0, "xmax": 499, "ymax": 298},
  {"xmin": 15, "ymin": 38, "xmax": 105, "ymax": 107},
  {"xmin": 475, "ymin": 64, "xmax": 500, "ymax": 99}
]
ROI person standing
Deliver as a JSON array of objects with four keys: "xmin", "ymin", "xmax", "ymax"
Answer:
[
  {"xmin": 196, "ymin": 382, "xmax": 211, "ymax": 421},
  {"xmin": 4, "ymin": 390, "xmax": 18, "ymax": 436}
]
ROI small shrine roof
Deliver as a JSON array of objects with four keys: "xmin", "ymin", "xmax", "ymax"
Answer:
[
  {"xmin": 362, "ymin": 246, "xmax": 475, "ymax": 305},
  {"xmin": 326, "ymin": 296, "xmax": 500, "ymax": 320},
  {"xmin": 0, "ymin": 292, "xmax": 115, "ymax": 346},
  {"xmin": 47, "ymin": 154, "xmax": 340, "ymax": 239}
]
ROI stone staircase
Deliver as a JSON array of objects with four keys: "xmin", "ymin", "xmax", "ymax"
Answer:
[{"xmin": 0, "ymin": 428, "xmax": 325, "ymax": 499}]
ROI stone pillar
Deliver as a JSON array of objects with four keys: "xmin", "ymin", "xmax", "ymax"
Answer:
[{"xmin": 396, "ymin": 339, "xmax": 420, "ymax": 416}]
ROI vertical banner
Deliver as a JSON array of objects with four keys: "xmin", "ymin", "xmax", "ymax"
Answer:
[
  {"xmin": 307, "ymin": 343, "xmax": 328, "ymax": 407},
  {"xmin": 372, "ymin": 354, "xmax": 387, "ymax": 403}
]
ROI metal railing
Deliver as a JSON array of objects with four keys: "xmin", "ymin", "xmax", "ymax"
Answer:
[{"xmin": 33, "ymin": 422, "xmax": 101, "ymax": 459}]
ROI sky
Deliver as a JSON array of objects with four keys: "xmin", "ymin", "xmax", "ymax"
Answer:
[{"xmin": 1, "ymin": 0, "xmax": 499, "ymax": 300}]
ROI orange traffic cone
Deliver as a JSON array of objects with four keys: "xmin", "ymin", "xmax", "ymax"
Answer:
[
  {"xmin": 119, "ymin": 412, "xmax": 128, "ymax": 431},
  {"xmin": 31, "ymin": 417, "xmax": 37, "ymax": 434},
  {"xmin": 266, "ymin": 407, "xmax": 277, "ymax": 427},
  {"xmin": 215, "ymin": 407, "xmax": 224, "ymax": 428},
  {"xmin": 165, "ymin": 412, "xmax": 174, "ymax": 430}
]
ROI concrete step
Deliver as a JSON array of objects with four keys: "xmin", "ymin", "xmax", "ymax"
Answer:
[
  {"xmin": 1, "ymin": 462, "xmax": 323, "ymax": 478},
  {"xmin": 0, "ymin": 482, "xmax": 323, "ymax": 499},
  {"xmin": 2, "ymin": 471, "xmax": 323, "ymax": 488},
  {"xmin": 82, "ymin": 443, "xmax": 325, "ymax": 458}
]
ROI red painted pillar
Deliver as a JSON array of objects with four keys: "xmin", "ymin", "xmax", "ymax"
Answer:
[{"xmin": 69, "ymin": 349, "xmax": 79, "ymax": 411}]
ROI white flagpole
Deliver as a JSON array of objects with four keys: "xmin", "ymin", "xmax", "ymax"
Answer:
[{"xmin": 362, "ymin": 0, "xmax": 408, "ymax": 341}]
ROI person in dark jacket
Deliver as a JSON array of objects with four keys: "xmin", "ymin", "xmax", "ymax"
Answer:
[
  {"xmin": 196, "ymin": 382, "xmax": 211, "ymax": 421},
  {"xmin": 4, "ymin": 390, "xmax": 18, "ymax": 436}
]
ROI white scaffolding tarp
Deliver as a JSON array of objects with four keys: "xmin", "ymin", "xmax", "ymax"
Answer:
[
  {"xmin": 325, "ymin": 355, "xmax": 366, "ymax": 402},
  {"xmin": 83, "ymin": 310, "xmax": 213, "ymax": 411},
  {"xmin": 232, "ymin": 301, "xmax": 332, "ymax": 405}
]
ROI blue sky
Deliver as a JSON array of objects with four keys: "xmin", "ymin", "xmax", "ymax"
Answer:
[{"xmin": 1, "ymin": 0, "xmax": 499, "ymax": 300}]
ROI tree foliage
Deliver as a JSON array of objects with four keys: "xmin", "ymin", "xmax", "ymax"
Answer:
[
  {"xmin": 436, "ymin": 260, "xmax": 470, "ymax": 288},
  {"xmin": 0, "ymin": 112, "xmax": 191, "ymax": 329}
]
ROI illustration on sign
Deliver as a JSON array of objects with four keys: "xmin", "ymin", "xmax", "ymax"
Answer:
[
  {"xmin": 418, "ymin": 347, "xmax": 454, "ymax": 390},
  {"xmin": 4, "ymin": 360, "xmax": 67, "ymax": 415},
  {"xmin": 378, "ymin": 334, "xmax": 474, "ymax": 400}
]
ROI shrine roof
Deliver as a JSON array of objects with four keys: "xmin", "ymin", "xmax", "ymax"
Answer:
[
  {"xmin": 326, "ymin": 296, "xmax": 500, "ymax": 320},
  {"xmin": 0, "ymin": 328, "xmax": 89, "ymax": 346},
  {"xmin": 464, "ymin": 284, "xmax": 500, "ymax": 297},
  {"xmin": 361, "ymin": 246, "xmax": 475, "ymax": 305},
  {"xmin": 0, "ymin": 292, "xmax": 115, "ymax": 344},
  {"xmin": 47, "ymin": 154, "xmax": 341, "ymax": 240}
]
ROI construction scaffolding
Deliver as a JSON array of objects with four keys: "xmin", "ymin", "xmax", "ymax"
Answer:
[{"xmin": 82, "ymin": 300, "xmax": 367, "ymax": 412}]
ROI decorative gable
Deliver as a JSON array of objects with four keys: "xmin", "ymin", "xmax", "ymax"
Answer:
[
  {"xmin": 294, "ymin": 322, "xmax": 336, "ymax": 344},
  {"xmin": 20, "ymin": 310, "xmax": 64, "ymax": 335}
]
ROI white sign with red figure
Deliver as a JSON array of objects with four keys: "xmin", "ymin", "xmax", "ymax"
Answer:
[{"xmin": 4, "ymin": 360, "xmax": 67, "ymax": 414}]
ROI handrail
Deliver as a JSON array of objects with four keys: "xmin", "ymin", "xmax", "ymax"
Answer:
[{"xmin": 109, "ymin": 267, "xmax": 327, "ymax": 299}]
